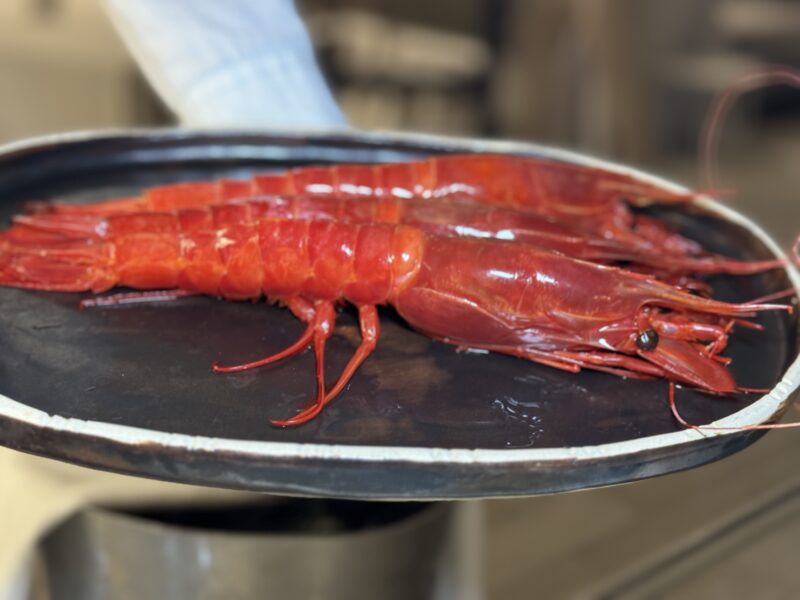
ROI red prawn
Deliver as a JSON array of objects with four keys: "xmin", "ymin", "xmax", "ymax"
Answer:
[
  {"xmin": 15, "ymin": 194, "xmax": 783, "ymax": 278},
  {"xmin": 0, "ymin": 212, "xmax": 787, "ymax": 426},
  {"xmin": 29, "ymin": 154, "xmax": 710, "ymax": 257}
]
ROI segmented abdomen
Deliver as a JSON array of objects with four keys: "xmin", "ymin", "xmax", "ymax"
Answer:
[
  {"xmin": 111, "ymin": 154, "xmax": 678, "ymax": 216},
  {"xmin": 112, "ymin": 218, "xmax": 425, "ymax": 305},
  {"xmin": 250, "ymin": 155, "xmax": 625, "ymax": 213}
]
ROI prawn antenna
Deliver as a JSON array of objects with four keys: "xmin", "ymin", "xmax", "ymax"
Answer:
[
  {"xmin": 668, "ymin": 382, "xmax": 800, "ymax": 431},
  {"xmin": 700, "ymin": 67, "xmax": 800, "ymax": 191}
]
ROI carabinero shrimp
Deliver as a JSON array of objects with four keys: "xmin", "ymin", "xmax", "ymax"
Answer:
[
  {"xmin": 29, "ymin": 154, "xmax": 709, "ymax": 258},
  {"xmin": 0, "ymin": 213, "xmax": 787, "ymax": 426},
  {"xmin": 17, "ymin": 194, "xmax": 782, "ymax": 278}
]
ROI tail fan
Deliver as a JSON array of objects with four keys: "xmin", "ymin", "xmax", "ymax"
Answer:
[{"xmin": 0, "ymin": 238, "xmax": 114, "ymax": 292}]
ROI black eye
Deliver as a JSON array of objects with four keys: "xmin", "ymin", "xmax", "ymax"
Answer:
[{"xmin": 636, "ymin": 328, "xmax": 659, "ymax": 351}]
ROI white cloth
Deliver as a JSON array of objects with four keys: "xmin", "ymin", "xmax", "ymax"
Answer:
[{"xmin": 104, "ymin": 0, "xmax": 347, "ymax": 128}]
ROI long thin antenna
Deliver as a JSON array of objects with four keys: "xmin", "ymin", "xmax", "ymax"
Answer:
[
  {"xmin": 669, "ymin": 382, "xmax": 800, "ymax": 431},
  {"xmin": 700, "ymin": 68, "xmax": 800, "ymax": 190}
]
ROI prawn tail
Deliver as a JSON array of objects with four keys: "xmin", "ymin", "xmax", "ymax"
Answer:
[
  {"xmin": 27, "ymin": 196, "xmax": 144, "ymax": 215},
  {"xmin": 27, "ymin": 179, "xmax": 251, "ymax": 216},
  {"xmin": 0, "ymin": 237, "xmax": 116, "ymax": 293},
  {"xmin": 11, "ymin": 213, "xmax": 106, "ymax": 240}
]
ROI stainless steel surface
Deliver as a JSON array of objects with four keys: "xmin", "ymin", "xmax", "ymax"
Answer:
[{"xmin": 42, "ymin": 500, "xmax": 450, "ymax": 600}]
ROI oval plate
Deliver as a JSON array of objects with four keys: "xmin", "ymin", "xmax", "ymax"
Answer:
[{"xmin": 0, "ymin": 129, "xmax": 797, "ymax": 499}]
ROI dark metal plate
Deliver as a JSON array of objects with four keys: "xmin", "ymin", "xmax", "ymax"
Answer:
[{"xmin": 0, "ymin": 130, "xmax": 797, "ymax": 499}]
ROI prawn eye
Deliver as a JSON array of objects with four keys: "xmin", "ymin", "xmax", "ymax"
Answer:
[{"xmin": 636, "ymin": 328, "xmax": 659, "ymax": 351}]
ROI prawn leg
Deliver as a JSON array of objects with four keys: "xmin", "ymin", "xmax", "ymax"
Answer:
[
  {"xmin": 271, "ymin": 301, "xmax": 337, "ymax": 427},
  {"xmin": 323, "ymin": 305, "xmax": 379, "ymax": 401},
  {"xmin": 215, "ymin": 297, "xmax": 338, "ymax": 428},
  {"xmin": 272, "ymin": 304, "xmax": 380, "ymax": 427},
  {"xmin": 466, "ymin": 344, "xmax": 580, "ymax": 373},
  {"xmin": 466, "ymin": 343, "xmax": 658, "ymax": 379},
  {"xmin": 553, "ymin": 350, "xmax": 667, "ymax": 378},
  {"xmin": 212, "ymin": 297, "xmax": 320, "ymax": 373}
]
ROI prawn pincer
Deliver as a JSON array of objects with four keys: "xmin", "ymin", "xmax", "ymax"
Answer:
[
  {"xmin": 0, "ymin": 216, "xmax": 787, "ymax": 426},
  {"xmin": 28, "ymin": 154, "xmax": 709, "ymax": 258}
]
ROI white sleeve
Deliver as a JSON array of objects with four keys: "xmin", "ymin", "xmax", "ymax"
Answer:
[{"xmin": 104, "ymin": 0, "xmax": 347, "ymax": 129}]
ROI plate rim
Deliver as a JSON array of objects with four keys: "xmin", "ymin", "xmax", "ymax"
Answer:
[{"xmin": 0, "ymin": 128, "xmax": 798, "ymax": 470}]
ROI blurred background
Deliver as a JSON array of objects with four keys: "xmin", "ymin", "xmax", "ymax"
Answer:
[{"xmin": 2, "ymin": 0, "xmax": 800, "ymax": 598}]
